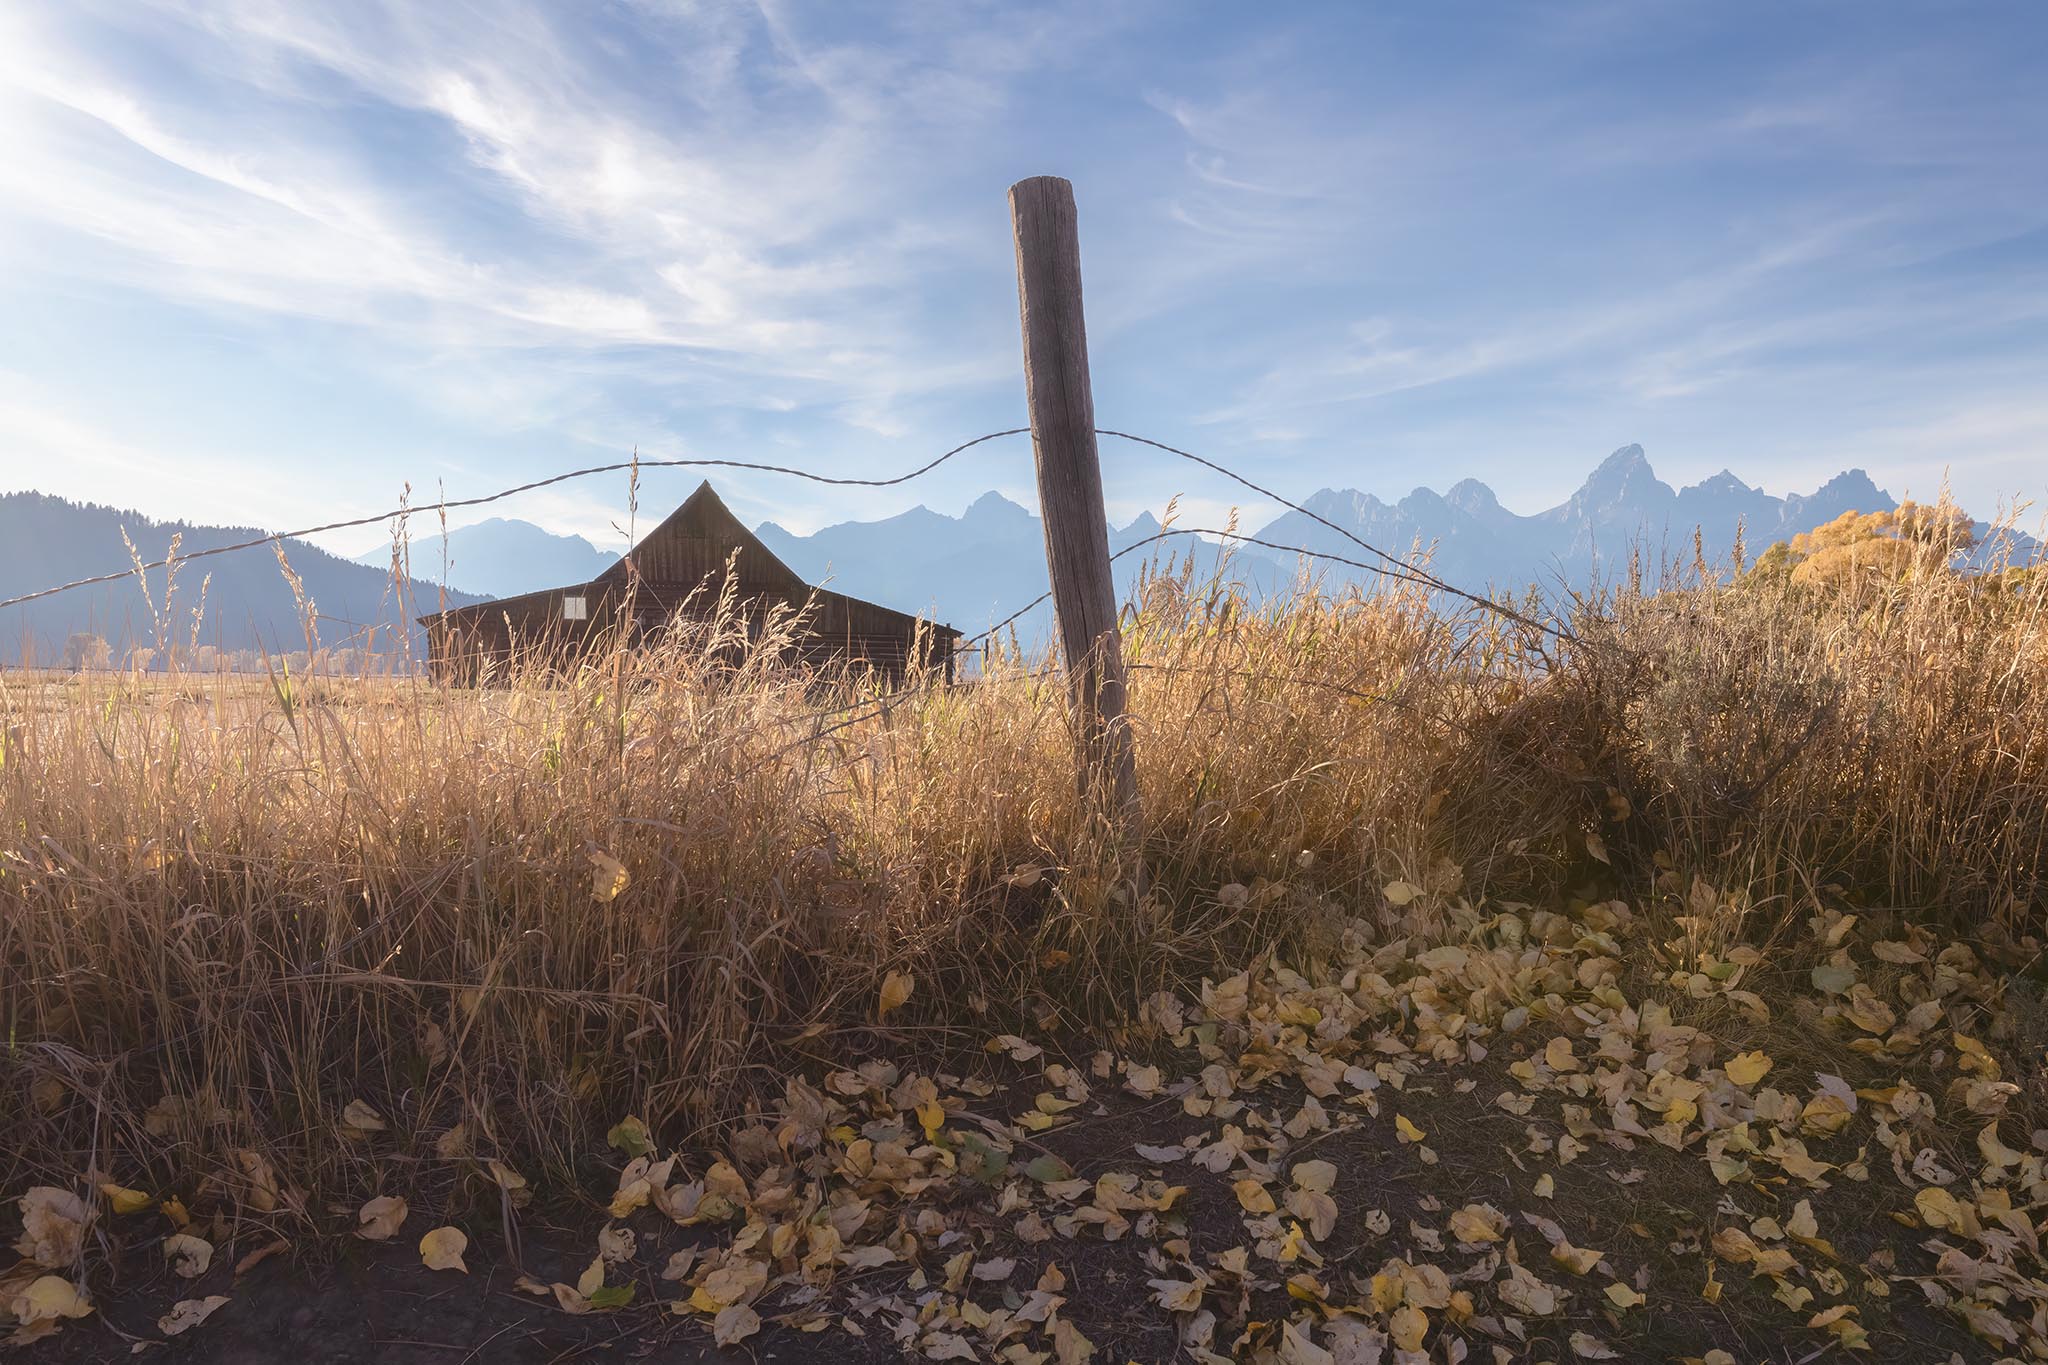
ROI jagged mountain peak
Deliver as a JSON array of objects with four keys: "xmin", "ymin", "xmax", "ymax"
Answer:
[
  {"xmin": 1302, "ymin": 488, "xmax": 1385, "ymax": 521},
  {"xmin": 355, "ymin": 516, "xmax": 618, "ymax": 598},
  {"xmin": 1241, "ymin": 445, "xmax": 1945, "ymax": 594},
  {"xmin": 1446, "ymin": 478, "xmax": 1503, "ymax": 517},
  {"xmin": 1551, "ymin": 444, "xmax": 1675, "ymax": 528},
  {"xmin": 1811, "ymin": 468, "xmax": 1886, "ymax": 502},
  {"xmin": 1581, "ymin": 443, "xmax": 1662, "ymax": 493},
  {"xmin": 961, "ymin": 491, "xmax": 1038, "ymax": 529},
  {"xmin": 1684, "ymin": 469, "xmax": 1755, "ymax": 496}
]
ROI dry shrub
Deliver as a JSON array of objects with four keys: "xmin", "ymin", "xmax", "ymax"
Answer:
[{"xmin": 1537, "ymin": 543, "xmax": 2048, "ymax": 939}]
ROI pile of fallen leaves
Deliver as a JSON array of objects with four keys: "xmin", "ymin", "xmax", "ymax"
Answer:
[{"xmin": 7, "ymin": 887, "xmax": 2046, "ymax": 1361}]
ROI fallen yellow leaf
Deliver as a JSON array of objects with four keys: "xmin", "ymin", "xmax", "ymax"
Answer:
[
  {"xmin": 1390, "ymin": 1303, "xmax": 1429, "ymax": 1351},
  {"xmin": 878, "ymin": 969, "xmax": 914, "ymax": 1017},
  {"xmin": 1233, "ymin": 1178, "xmax": 1277, "ymax": 1214},
  {"xmin": 1448, "ymin": 1203, "xmax": 1505, "ymax": 1244},
  {"xmin": 9, "ymin": 1275, "xmax": 93, "ymax": 1327},
  {"xmin": 158, "ymin": 1295, "xmax": 230, "ymax": 1337},
  {"xmin": 97, "ymin": 1183, "xmax": 152, "ymax": 1215},
  {"xmin": 357, "ymin": 1195, "xmax": 408, "ymax": 1241},
  {"xmin": 916, "ymin": 1099, "xmax": 946, "ymax": 1140},
  {"xmin": 420, "ymin": 1226, "xmax": 468, "ymax": 1273},
  {"xmin": 589, "ymin": 849, "xmax": 630, "ymax": 902},
  {"xmin": 1915, "ymin": 1186, "xmax": 1966, "ymax": 1232},
  {"xmin": 713, "ymin": 1303, "xmax": 762, "ymax": 1346},
  {"xmin": 1550, "ymin": 1241, "xmax": 1602, "ymax": 1275},
  {"xmin": 340, "ymin": 1098, "xmax": 387, "ymax": 1136},
  {"xmin": 164, "ymin": 1232, "xmax": 213, "ymax": 1278}
]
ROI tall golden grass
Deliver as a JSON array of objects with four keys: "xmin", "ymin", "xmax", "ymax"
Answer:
[{"xmin": 2, "ymin": 540, "xmax": 2043, "ymax": 1214}]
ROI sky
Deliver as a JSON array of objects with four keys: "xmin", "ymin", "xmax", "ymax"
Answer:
[{"xmin": 1, "ymin": 1, "xmax": 2045, "ymax": 560}]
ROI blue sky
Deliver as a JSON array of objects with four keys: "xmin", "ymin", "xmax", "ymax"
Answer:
[{"xmin": 1, "ymin": 1, "xmax": 2044, "ymax": 557}]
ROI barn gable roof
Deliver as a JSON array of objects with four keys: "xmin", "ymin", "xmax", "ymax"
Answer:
[
  {"xmin": 594, "ymin": 481, "xmax": 806, "ymax": 596},
  {"xmin": 417, "ymin": 481, "xmax": 959, "ymax": 639}
]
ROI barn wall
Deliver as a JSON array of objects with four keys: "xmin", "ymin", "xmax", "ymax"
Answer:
[{"xmin": 426, "ymin": 582, "xmax": 956, "ymax": 685}]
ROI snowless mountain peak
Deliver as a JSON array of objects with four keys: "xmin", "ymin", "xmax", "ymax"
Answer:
[
  {"xmin": 1686, "ymin": 470, "xmax": 1754, "ymax": 496},
  {"xmin": 964, "ymin": 490, "xmax": 1031, "ymax": 518},
  {"xmin": 352, "ymin": 516, "xmax": 617, "ymax": 597},
  {"xmin": 1580, "ymin": 444, "xmax": 1664, "ymax": 496},
  {"xmin": 1446, "ymin": 478, "xmax": 1504, "ymax": 517},
  {"xmin": 1302, "ymin": 488, "xmax": 1385, "ymax": 522},
  {"xmin": 1814, "ymin": 468, "xmax": 1885, "ymax": 502}
]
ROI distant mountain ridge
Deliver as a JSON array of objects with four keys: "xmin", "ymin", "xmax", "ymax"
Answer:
[
  {"xmin": 350, "ymin": 447, "xmax": 1974, "ymax": 623},
  {"xmin": 352, "ymin": 516, "xmax": 619, "ymax": 598},
  {"xmin": 1255, "ymin": 444, "xmax": 1903, "ymax": 596},
  {"xmin": 751, "ymin": 446, "xmax": 1990, "ymax": 641},
  {"xmin": 753, "ymin": 492, "xmax": 1289, "ymax": 644},
  {"xmin": 0, "ymin": 491, "xmax": 485, "ymax": 665},
  {"xmin": 9, "ymin": 448, "xmax": 2026, "ymax": 662}
]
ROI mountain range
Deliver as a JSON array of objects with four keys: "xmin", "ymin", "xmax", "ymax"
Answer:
[
  {"xmin": 751, "ymin": 493, "xmax": 1289, "ymax": 644},
  {"xmin": 1247, "ymin": 444, "xmax": 1906, "ymax": 604},
  {"xmin": 0, "ymin": 491, "xmax": 485, "ymax": 666},
  {"xmin": 382, "ymin": 444, "xmax": 2018, "ymax": 640},
  {"xmin": 752, "ymin": 445, "xmax": 1979, "ymax": 638},
  {"xmin": 6, "ymin": 447, "xmax": 2028, "ymax": 663},
  {"xmin": 351, "ymin": 516, "xmax": 619, "ymax": 597}
]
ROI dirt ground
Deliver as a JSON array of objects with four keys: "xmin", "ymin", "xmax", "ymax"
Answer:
[
  {"xmin": 32, "ymin": 1056, "xmax": 2000, "ymax": 1363},
  {"xmin": 15, "ymin": 900, "xmax": 2042, "ymax": 1363}
]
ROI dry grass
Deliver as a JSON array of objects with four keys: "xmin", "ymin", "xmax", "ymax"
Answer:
[
  {"xmin": 2, "ymin": 541, "xmax": 2044, "ymax": 1220},
  {"xmin": 1548, "ymin": 547, "xmax": 2048, "ymax": 940}
]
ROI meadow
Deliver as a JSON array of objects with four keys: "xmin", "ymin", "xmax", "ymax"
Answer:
[{"xmin": 3, "ymin": 527, "xmax": 2046, "ymax": 1360}]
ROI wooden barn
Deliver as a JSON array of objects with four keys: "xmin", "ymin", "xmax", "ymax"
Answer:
[{"xmin": 420, "ymin": 482, "xmax": 960, "ymax": 684}]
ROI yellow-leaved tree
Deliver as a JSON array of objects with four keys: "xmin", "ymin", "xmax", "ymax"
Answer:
[{"xmin": 1749, "ymin": 500, "xmax": 1974, "ymax": 590}]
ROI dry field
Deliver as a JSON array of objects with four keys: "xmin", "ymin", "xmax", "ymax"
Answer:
[{"xmin": 4, "ymin": 547, "xmax": 2047, "ymax": 1360}]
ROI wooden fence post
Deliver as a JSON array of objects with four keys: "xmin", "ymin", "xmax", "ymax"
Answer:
[{"xmin": 1008, "ymin": 175, "xmax": 1142, "ymax": 848}]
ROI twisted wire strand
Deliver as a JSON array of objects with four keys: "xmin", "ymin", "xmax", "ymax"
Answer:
[
  {"xmin": 963, "ymin": 525, "xmax": 1482, "ymax": 648},
  {"xmin": 1095, "ymin": 429, "xmax": 1573, "ymax": 643},
  {"xmin": 1, "ymin": 424, "xmax": 1570, "ymax": 650}
]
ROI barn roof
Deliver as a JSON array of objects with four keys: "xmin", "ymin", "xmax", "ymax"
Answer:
[
  {"xmin": 591, "ymin": 481, "xmax": 807, "ymax": 596},
  {"xmin": 418, "ymin": 481, "xmax": 960, "ymax": 638}
]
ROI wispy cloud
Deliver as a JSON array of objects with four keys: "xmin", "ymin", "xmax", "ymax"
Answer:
[
  {"xmin": 0, "ymin": 1, "xmax": 1120, "ymax": 393},
  {"xmin": 0, "ymin": 1, "xmax": 2042, "ymax": 544}
]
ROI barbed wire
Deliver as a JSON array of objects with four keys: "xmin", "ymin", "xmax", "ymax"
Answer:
[
  {"xmin": 0, "ymin": 413, "xmax": 1513, "ymax": 767},
  {"xmin": 734, "ymin": 653, "xmax": 1457, "ymax": 790},
  {"xmin": 0, "ymin": 423, "xmax": 1571, "ymax": 654},
  {"xmin": 0, "ymin": 429, "xmax": 1029, "ymax": 614},
  {"xmin": 1123, "ymin": 661, "xmax": 1463, "ymax": 732},
  {"xmin": 961, "ymin": 525, "xmax": 1510, "ymax": 649}
]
